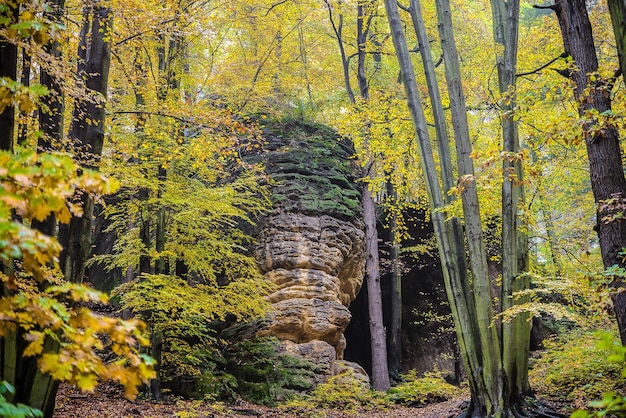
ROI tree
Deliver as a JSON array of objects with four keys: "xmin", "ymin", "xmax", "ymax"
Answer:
[
  {"xmin": 384, "ymin": 0, "xmax": 548, "ymax": 415},
  {"xmin": 490, "ymin": 0, "xmax": 532, "ymax": 404},
  {"xmin": 608, "ymin": 0, "xmax": 626, "ymax": 80},
  {"xmin": 59, "ymin": 1, "xmax": 113, "ymax": 284},
  {"xmin": 0, "ymin": 3, "xmax": 154, "ymax": 416},
  {"xmin": 324, "ymin": 0, "xmax": 390, "ymax": 391},
  {"xmin": 546, "ymin": 0, "xmax": 626, "ymax": 345}
]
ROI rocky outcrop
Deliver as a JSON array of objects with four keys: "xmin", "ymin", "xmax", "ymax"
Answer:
[{"xmin": 254, "ymin": 120, "xmax": 367, "ymax": 382}]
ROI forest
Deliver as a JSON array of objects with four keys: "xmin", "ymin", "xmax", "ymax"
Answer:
[{"xmin": 1, "ymin": 0, "xmax": 626, "ymax": 417}]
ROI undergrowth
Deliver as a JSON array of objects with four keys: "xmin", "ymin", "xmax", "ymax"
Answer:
[
  {"xmin": 280, "ymin": 367, "xmax": 460, "ymax": 417},
  {"xmin": 529, "ymin": 329, "xmax": 625, "ymax": 412},
  {"xmin": 387, "ymin": 369, "xmax": 460, "ymax": 406}
]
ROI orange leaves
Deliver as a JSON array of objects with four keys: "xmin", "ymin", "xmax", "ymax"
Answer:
[
  {"xmin": 0, "ymin": 148, "xmax": 153, "ymax": 400},
  {"xmin": 36, "ymin": 308, "xmax": 154, "ymax": 399},
  {"xmin": 1, "ymin": 284, "xmax": 154, "ymax": 400}
]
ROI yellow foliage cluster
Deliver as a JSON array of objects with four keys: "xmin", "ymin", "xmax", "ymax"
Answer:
[{"xmin": 0, "ymin": 148, "xmax": 154, "ymax": 400}]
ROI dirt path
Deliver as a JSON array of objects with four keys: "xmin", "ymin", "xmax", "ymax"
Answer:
[{"xmin": 53, "ymin": 383, "xmax": 468, "ymax": 418}]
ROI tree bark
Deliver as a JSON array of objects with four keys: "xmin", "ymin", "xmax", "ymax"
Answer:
[
  {"xmin": 490, "ymin": 0, "xmax": 532, "ymax": 404},
  {"xmin": 355, "ymin": 2, "xmax": 390, "ymax": 391},
  {"xmin": 608, "ymin": 0, "xmax": 626, "ymax": 80},
  {"xmin": 0, "ymin": 3, "xmax": 17, "ymax": 152},
  {"xmin": 59, "ymin": 3, "xmax": 113, "ymax": 283},
  {"xmin": 553, "ymin": 0, "xmax": 626, "ymax": 344},
  {"xmin": 387, "ymin": 182, "xmax": 402, "ymax": 381}
]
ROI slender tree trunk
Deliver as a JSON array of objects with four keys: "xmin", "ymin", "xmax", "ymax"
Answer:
[
  {"xmin": 17, "ymin": 52, "xmax": 31, "ymax": 146},
  {"xmin": 490, "ymin": 0, "xmax": 532, "ymax": 405},
  {"xmin": 387, "ymin": 181, "xmax": 402, "ymax": 381},
  {"xmin": 155, "ymin": 166, "xmax": 167, "ymax": 275},
  {"xmin": 355, "ymin": 2, "xmax": 390, "ymax": 391},
  {"xmin": 38, "ymin": 0, "xmax": 65, "ymax": 153},
  {"xmin": 326, "ymin": 0, "xmax": 389, "ymax": 390},
  {"xmin": 608, "ymin": 0, "xmax": 626, "ymax": 80},
  {"xmin": 324, "ymin": 0, "xmax": 355, "ymax": 103},
  {"xmin": 535, "ymin": 166, "xmax": 562, "ymax": 276},
  {"xmin": 552, "ymin": 0, "xmax": 626, "ymax": 344},
  {"xmin": 0, "ymin": 3, "xmax": 17, "ymax": 152},
  {"xmin": 434, "ymin": 0, "xmax": 504, "ymax": 413}
]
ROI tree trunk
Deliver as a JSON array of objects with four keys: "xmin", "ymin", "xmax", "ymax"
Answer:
[
  {"xmin": 155, "ymin": 166, "xmax": 167, "ymax": 275},
  {"xmin": 355, "ymin": 2, "xmax": 390, "ymax": 391},
  {"xmin": 363, "ymin": 185, "xmax": 390, "ymax": 391},
  {"xmin": 490, "ymin": 0, "xmax": 532, "ymax": 404},
  {"xmin": 553, "ymin": 0, "xmax": 626, "ymax": 345},
  {"xmin": 608, "ymin": 0, "xmax": 626, "ymax": 80},
  {"xmin": 434, "ymin": 0, "xmax": 503, "ymax": 412},
  {"xmin": 59, "ymin": 3, "xmax": 113, "ymax": 283},
  {"xmin": 0, "ymin": 3, "xmax": 17, "ymax": 152},
  {"xmin": 38, "ymin": 0, "xmax": 65, "ymax": 153},
  {"xmin": 387, "ymin": 182, "xmax": 402, "ymax": 381},
  {"xmin": 17, "ymin": 52, "xmax": 31, "ymax": 146}
]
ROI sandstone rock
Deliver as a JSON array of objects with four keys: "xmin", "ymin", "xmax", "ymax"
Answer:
[
  {"xmin": 254, "ymin": 120, "xmax": 366, "ymax": 379},
  {"xmin": 331, "ymin": 360, "xmax": 371, "ymax": 388}
]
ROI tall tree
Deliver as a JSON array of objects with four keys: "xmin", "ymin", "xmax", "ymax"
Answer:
[
  {"xmin": 546, "ymin": 0, "xmax": 626, "ymax": 344},
  {"xmin": 386, "ymin": 0, "xmax": 550, "ymax": 415},
  {"xmin": 324, "ymin": 0, "xmax": 390, "ymax": 391},
  {"xmin": 490, "ymin": 0, "xmax": 531, "ymax": 403},
  {"xmin": 59, "ymin": 1, "xmax": 113, "ymax": 283}
]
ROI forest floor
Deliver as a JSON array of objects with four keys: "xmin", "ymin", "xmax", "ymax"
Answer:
[{"xmin": 53, "ymin": 382, "xmax": 470, "ymax": 418}]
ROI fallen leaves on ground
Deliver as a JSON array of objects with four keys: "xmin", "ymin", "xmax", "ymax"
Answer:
[{"xmin": 53, "ymin": 382, "xmax": 468, "ymax": 418}]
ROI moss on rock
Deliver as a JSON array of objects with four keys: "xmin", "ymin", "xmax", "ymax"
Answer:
[{"xmin": 260, "ymin": 118, "xmax": 362, "ymax": 221}]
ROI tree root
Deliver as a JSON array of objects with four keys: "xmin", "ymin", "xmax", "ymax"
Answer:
[{"xmin": 455, "ymin": 399, "xmax": 568, "ymax": 418}]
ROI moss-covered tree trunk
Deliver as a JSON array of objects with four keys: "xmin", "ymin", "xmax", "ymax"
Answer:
[{"xmin": 490, "ymin": 0, "xmax": 532, "ymax": 406}]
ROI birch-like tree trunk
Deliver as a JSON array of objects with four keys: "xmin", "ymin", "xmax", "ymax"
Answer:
[
  {"xmin": 388, "ymin": 0, "xmax": 545, "ymax": 414},
  {"xmin": 490, "ymin": 0, "xmax": 531, "ymax": 403}
]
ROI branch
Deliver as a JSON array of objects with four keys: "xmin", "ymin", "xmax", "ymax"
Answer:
[
  {"xmin": 516, "ymin": 52, "xmax": 567, "ymax": 77},
  {"xmin": 114, "ymin": 18, "xmax": 177, "ymax": 46},
  {"xmin": 112, "ymin": 111, "xmax": 190, "ymax": 124},
  {"xmin": 397, "ymin": 1, "xmax": 410, "ymax": 12},
  {"xmin": 532, "ymin": 4, "xmax": 559, "ymax": 12},
  {"xmin": 265, "ymin": 0, "xmax": 291, "ymax": 16}
]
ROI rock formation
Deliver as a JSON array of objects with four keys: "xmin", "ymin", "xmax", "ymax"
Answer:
[{"xmin": 254, "ymin": 120, "xmax": 368, "ymax": 382}]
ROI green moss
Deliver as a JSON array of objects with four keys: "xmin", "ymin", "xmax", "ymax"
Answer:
[{"xmin": 261, "ymin": 118, "xmax": 362, "ymax": 220}]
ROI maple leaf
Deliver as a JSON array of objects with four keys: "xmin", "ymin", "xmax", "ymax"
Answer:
[{"xmin": 76, "ymin": 373, "xmax": 98, "ymax": 392}]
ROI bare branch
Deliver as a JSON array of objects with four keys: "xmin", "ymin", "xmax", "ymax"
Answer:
[{"xmin": 516, "ymin": 52, "xmax": 567, "ymax": 77}]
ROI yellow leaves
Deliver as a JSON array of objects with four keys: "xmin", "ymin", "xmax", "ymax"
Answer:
[
  {"xmin": 0, "ymin": 148, "xmax": 152, "ymax": 399},
  {"xmin": 23, "ymin": 331, "xmax": 44, "ymax": 357},
  {"xmin": 0, "ymin": 283, "xmax": 154, "ymax": 399}
]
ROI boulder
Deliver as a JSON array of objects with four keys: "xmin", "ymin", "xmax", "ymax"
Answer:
[{"xmin": 254, "ymin": 120, "xmax": 366, "ymax": 380}]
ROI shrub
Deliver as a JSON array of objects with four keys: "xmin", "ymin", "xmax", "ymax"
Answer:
[
  {"xmin": 281, "ymin": 373, "xmax": 389, "ymax": 415},
  {"xmin": 529, "ymin": 330, "xmax": 625, "ymax": 411},
  {"xmin": 224, "ymin": 337, "xmax": 319, "ymax": 405},
  {"xmin": 386, "ymin": 369, "xmax": 459, "ymax": 406}
]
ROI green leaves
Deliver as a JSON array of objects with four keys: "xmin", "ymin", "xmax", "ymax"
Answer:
[{"xmin": 0, "ymin": 381, "xmax": 42, "ymax": 418}]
